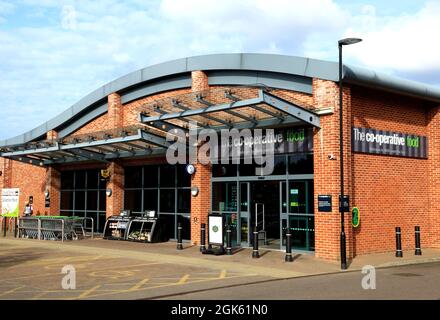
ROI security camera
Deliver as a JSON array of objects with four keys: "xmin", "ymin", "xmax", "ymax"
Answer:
[{"xmin": 328, "ymin": 154, "xmax": 336, "ymax": 160}]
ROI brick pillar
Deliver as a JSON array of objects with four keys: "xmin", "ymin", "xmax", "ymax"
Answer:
[
  {"xmin": 192, "ymin": 70, "xmax": 209, "ymax": 92},
  {"xmin": 46, "ymin": 166, "xmax": 60, "ymax": 216},
  {"xmin": 190, "ymin": 162, "xmax": 211, "ymax": 245},
  {"xmin": 106, "ymin": 161, "xmax": 124, "ymax": 217},
  {"xmin": 313, "ymin": 78, "xmax": 354, "ymax": 261},
  {"xmin": 0, "ymin": 157, "xmax": 12, "ymax": 189},
  {"xmin": 108, "ymin": 92, "xmax": 123, "ymax": 129},
  {"xmin": 428, "ymin": 105, "xmax": 440, "ymax": 248},
  {"xmin": 46, "ymin": 130, "xmax": 58, "ymax": 141}
]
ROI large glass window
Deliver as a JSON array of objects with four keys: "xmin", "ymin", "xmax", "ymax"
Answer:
[
  {"xmin": 60, "ymin": 170, "xmax": 107, "ymax": 233},
  {"xmin": 212, "ymin": 182, "xmax": 238, "ymax": 212},
  {"xmin": 124, "ymin": 164, "xmax": 191, "ymax": 239}
]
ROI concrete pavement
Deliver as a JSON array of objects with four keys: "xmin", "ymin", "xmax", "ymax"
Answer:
[{"xmin": 1, "ymin": 236, "xmax": 440, "ymax": 299}]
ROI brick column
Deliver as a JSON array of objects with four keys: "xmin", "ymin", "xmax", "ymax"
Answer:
[
  {"xmin": 46, "ymin": 130, "xmax": 58, "ymax": 141},
  {"xmin": 106, "ymin": 161, "xmax": 124, "ymax": 217},
  {"xmin": 313, "ymin": 78, "xmax": 354, "ymax": 261},
  {"xmin": 190, "ymin": 163, "xmax": 211, "ymax": 245},
  {"xmin": 192, "ymin": 71, "xmax": 209, "ymax": 92},
  {"xmin": 46, "ymin": 166, "xmax": 60, "ymax": 216},
  {"xmin": 428, "ymin": 105, "xmax": 440, "ymax": 248},
  {"xmin": 108, "ymin": 92, "xmax": 123, "ymax": 129}
]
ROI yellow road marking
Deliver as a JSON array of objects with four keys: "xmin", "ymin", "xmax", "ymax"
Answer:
[
  {"xmin": 219, "ymin": 270, "xmax": 227, "ymax": 279},
  {"xmin": 0, "ymin": 286, "xmax": 24, "ymax": 298},
  {"xmin": 31, "ymin": 292, "xmax": 47, "ymax": 300},
  {"xmin": 76, "ymin": 285, "xmax": 101, "ymax": 299},
  {"xmin": 177, "ymin": 274, "xmax": 190, "ymax": 285},
  {"xmin": 130, "ymin": 278, "xmax": 150, "ymax": 290}
]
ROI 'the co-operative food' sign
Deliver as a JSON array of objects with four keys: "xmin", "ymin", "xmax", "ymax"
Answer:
[
  {"xmin": 352, "ymin": 127, "xmax": 428, "ymax": 159},
  {"xmin": 1, "ymin": 188, "xmax": 20, "ymax": 217}
]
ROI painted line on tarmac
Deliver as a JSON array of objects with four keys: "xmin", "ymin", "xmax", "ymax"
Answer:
[
  {"xmin": 129, "ymin": 278, "xmax": 150, "ymax": 290},
  {"xmin": 76, "ymin": 285, "xmax": 102, "ymax": 299},
  {"xmin": 0, "ymin": 286, "xmax": 24, "ymax": 298},
  {"xmin": 177, "ymin": 274, "xmax": 190, "ymax": 285}
]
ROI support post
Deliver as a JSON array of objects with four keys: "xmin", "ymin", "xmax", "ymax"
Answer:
[
  {"xmin": 252, "ymin": 226, "xmax": 259, "ymax": 259},
  {"xmin": 177, "ymin": 223, "xmax": 183, "ymax": 250},
  {"xmin": 226, "ymin": 224, "xmax": 232, "ymax": 255},
  {"xmin": 395, "ymin": 227, "xmax": 403, "ymax": 257},
  {"xmin": 200, "ymin": 223, "xmax": 206, "ymax": 252},
  {"xmin": 415, "ymin": 226, "xmax": 422, "ymax": 256}
]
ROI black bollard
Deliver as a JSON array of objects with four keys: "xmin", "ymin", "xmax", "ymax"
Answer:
[
  {"xmin": 415, "ymin": 226, "xmax": 422, "ymax": 256},
  {"xmin": 200, "ymin": 223, "xmax": 206, "ymax": 252},
  {"xmin": 177, "ymin": 223, "xmax": 183, "ymax": 250},
  {"xmin": 14, "ymin": 218, "xmax": 18, "ymax": 238},
  {"xmin": 395, "ymin": 227, "xmax": 403, "ymax": 257},
  {"xmin": 285, "ymin": 232, "xmax": 293, "ymax": 262},
  {"xmin": 226, "ymin": 225, "xmax": 232, "ymax": 255},
  {"xmin": 252, "ymin": 226, "xmax": 259, "ymax": 258},
  {"xmin": 3, "ymin": 218, "xmax": 6, "ymax": 237}
]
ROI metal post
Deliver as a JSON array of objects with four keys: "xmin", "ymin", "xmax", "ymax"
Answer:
[
  {"xmin": 177, "ymin": 223, "xmax": 183, "ymax": 250},
  {"xmin": 415, "ymin": 226, "xmax": 422, "ymax": 256},
  {"xmin": 3, "ymin": 217, "xmax": 6, "ymax": 237},
  {"xmin": 14, "ymin": 218, "xmax": 17, "ymax": 238},
  {"xmin": 395, "ymin": 227, "xmax": 403, "ymax": 257},
  {"xmin": 200, "ymin": 223, "xmax": 206, "ymax": 252},
  {"xmin": 339, "ymin": 43, "xmax": 347, "ymax": 270},
  {"xmin": 285, "ymin": 232, "xmax": 293, "ymax": 262},
  {"xmin": 252, "ymin": 226, "xmax": 259, "ymax": 258},
  {"xmin": 226, "ymin": 224, "xmax": 232, "ymax": 255}
]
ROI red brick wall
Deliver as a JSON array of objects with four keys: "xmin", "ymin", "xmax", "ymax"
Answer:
[
  {"xmin": 106, "ymin": 161, "xmax": 124, "ymax": 217},
  {"xmin": 428, "ymin": 106, "xmax": 440, "ymax": 248},
  {"xmin": 351, "ymin": 86, "xmax": 431, "ymax": 255},
  {"xmin": 313, "ymin": 79, "xmax": 354, "ymax": 261}
]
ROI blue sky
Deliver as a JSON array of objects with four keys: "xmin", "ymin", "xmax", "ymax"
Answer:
[{"xmin": 0, "ymin": 0, "xmax": 439, "ymax": 140}]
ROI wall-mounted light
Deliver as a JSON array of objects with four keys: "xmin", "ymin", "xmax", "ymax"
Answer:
[
  {"xmin": 44, "ymin": 189, "xmax": 50, "ymax": 198},
  {"xmin": 191, "ymin": 186, "xmax": 199, "ymax": 197},
  {"xmin": 106, "ymin": 188, "xmax": 112, "ymax": 197}
]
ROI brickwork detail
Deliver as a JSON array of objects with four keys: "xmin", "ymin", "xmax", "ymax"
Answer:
[
  {"xmin": 106, "ymin": 161, "xmax": 124, "ymax": 217},
  {"xmin": 428, "ymin": 106, "xmax": 440, "ymax": 247}
]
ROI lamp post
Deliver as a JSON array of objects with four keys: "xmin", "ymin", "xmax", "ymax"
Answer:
[{"xmin": 338, "ymin": 37, "xmax": 362, "ymax": 270}]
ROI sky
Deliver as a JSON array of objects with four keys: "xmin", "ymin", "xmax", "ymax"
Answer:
[{"xmin": 0, "ymin": 0, "xmax": 439, "ymax": 140}]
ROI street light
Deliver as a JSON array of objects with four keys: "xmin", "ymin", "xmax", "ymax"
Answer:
[{"xmin": 338, "ymin": 37, "xmax": 362, "ymax": 270}]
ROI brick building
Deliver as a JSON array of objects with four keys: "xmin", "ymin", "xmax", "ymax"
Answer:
[{"xmin": 1, "ymin": 53, "xmax": 439, "ymax": 261}]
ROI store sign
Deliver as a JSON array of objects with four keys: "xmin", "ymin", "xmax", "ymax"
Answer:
[
  {"xmin": 1, "ymin": 188, "xmax": 20, "ymax": 217},
  {"xmin": 339, "ymin": 195, "xmax": 350, "ymax": 213},
  {"xmin": 318, "ymin": 195, "xmax": 332, "ymax": 212},
  {"xmin": 208, "ymin": 215, "xmax": 224, "ymax": 246},
  {"xmin": 218, "ymin": 127, "xmax": 313, "ymax": 158},
  {"xmin": 352, "ymin": 127, "xmax": 428, "ymax": 158}
]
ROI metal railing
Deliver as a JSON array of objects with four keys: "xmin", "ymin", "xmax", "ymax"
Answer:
[{"xmin": 17, "ymin": 216, "xmax": 94, "ymax": 242}]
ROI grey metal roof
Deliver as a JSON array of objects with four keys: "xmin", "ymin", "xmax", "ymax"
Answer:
[{"xmin": 1, "ymin": 53, "xmax": 439, "ymax": 148}]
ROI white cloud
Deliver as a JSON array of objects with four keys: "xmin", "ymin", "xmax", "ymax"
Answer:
[{"xmin": 0, "ymin": 0, "xmax": 439, "ymax": 141}]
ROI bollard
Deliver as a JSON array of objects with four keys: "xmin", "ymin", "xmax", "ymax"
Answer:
[
  {"xmin": 395, "ymin": 227, "xmax": 403, "ymax": 257},
  {"xmin": 177, "ymin": 223, "xmax": 183, "ymax": 250},
  {"xmin": 226, "ymin": 225, "xmax": 232, "ymax": 255},
  {"xmin": 415, "ymin": 226, "xmax": 422, "ymax": 256},
  {"xmin": 3, "ymin": 218, "xmax": 6, "ymax": 237},
  {"xmin": 252, "ymin": 226, "xmax": 259, "ymax": 258},
  {"xmin": 285, "ymin": 232, "xmax": 293, "ymax": 262},
  {"xmin": 200, "ymin": 223, "xmax": 206, "ymax": 252}
]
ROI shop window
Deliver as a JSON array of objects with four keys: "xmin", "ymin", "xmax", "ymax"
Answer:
[
  {"xmin": 177, "ymin": 189, "xmax": 191, "ymax": 213},
  {"xmin": 160, "ymin": 214, "xmax": 176, "ymax": 239},
  {"xmin": 61, "ymin": 171, "xmax": 74, "ymax": 189},
  {"xmin": 99, "ymin": 191, "xmax": 106, "ymax": 211},
  {"xmin": 212, "ymin": 182, "xmax": 238, "ymax": 212},
  {"xmin": 271, "ymin": 155, "xmax": 287, "ymax": 175},
  {"xmin": 160, "ymin": 165, "xmax": 175, "ymax": 187},
  {"xmin": 86, "ymin": 170, "xmax": 99, "ymax": 189},
  {"xmin": 212, "ymin": 164, "xmax": 237, "ymax": 177},
  {"xmin": 144, "ymin": 165, "xmax": 158, "ymax": 188},
  {"xmin": 75, "ymin": 171, "xmax": 86, "ymax": 189},
  {"xmin": 143, "ymin": 189, "xmax": 158, "ymax": 212},
  {"xmin": 124, "ymin": 189, "xmax": 142, "ymax": 213},
  {"xmin": 177, "ymin": 214, "xmax": 191, "ymax": 240},
  {"xmin": 125, "ymin": 166, "xmax": 142, "ymax": 188},
  {"xmin": 87, "ymin": 191, "xmax": 98, "ymax": 211},
  {"xmin": 176, "ymin": 164, "xmax": 191, "ymax": 187},
  {"xmin": 288, "ymin": 153, "xmax": 313, "ymax": 175},
  {"xmin": 74, "ymin": 191, "xmax": 86, "ymax": 210},
  {"xmin": 160, "ymin": 189, "xmax": 175, "ymax": 213},
  {"xmin": 60, "ymin": 191, "xmax": 73, "ymax": 210}
]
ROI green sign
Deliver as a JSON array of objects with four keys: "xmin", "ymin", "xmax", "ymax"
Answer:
[{"xmin": 352, "ymin": 207, "xmax": 360, "ymax": 228}]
